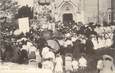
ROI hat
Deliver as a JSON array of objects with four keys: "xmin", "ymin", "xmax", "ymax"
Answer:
[
  {"xmin": 103, "ymin": 55, "xmax": 113, "ymax": 61},
  {"xmin": 21, "ymin": 37, "xmax": 27, "ymax": 41}
]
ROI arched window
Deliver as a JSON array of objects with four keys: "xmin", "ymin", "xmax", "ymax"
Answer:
[{"xmin": 61, "ymin": 2, "xmax": 74, "ymax": 12}]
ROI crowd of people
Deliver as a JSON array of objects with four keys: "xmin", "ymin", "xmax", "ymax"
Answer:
[
  {"xmin": 0, "ymin": 4, "xmax": 115, "ymax": 73},
  {"xmin": 0, "ymin": 19, "xmax": 115, "ymax": 73}
]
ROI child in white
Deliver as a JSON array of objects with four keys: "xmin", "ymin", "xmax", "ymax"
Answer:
[
  {"xmin": 44, "ymin": 50, "xmax": 55, "ymax": 62},
  {"xmin": 41, "ymin": 47, "xmax": 50, "ymax": 59},
  {"xmin": 79, "ymin": 55, "xmax": 87, "ymax": 69},
  {"xmin": 42, "ymin": 59, "xmax": 54, "ymax": 71},
  {"xmin": 97, "ymin": 58, "xmax": 103, "ymax": 73},
  {"xmin": 65, "ymin": 54, "xmax": 73, "ymax": 72},
  {"xmin": 42, "ymin": 48, "xmax": 55, "ymax": 71},
  {"xmin": 54, "ymin": 54, "xmax": 63, "ymax": 73},
  {"xmin": 72, "ymin": 58, "xmax": 79, "ymax": 72},
  {"xmin": 99, "ymin": 55, "xmax": 115, "ymax": 73}
]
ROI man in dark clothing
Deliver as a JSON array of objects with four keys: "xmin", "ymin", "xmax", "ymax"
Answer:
[
  {"xmin": 18, "ymin": 49, "xmax": 28, "ymax": 64},
  {"xmin": 85, "ymin": 37, "xmax": 95, "ymax": 55},
  {"xmin": 73, "ymin": 40, "xmax": 84, "ymax": 59}
]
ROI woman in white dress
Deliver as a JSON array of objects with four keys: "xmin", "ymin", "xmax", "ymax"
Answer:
[
  {"xmin": 42, "ymin": 59, "xmax": 54, "ymax": 71},
  {"xmin": 79, "ymin": 55, "xmax": 87, "ymax": 69},
  {"xmin": 65, "ymin": 53, "xmax": 73, "ymax": 72},
  {"xmin": 54, "ymin": 54, "xmax": 63, "ymax": 73},
  {"xmin": 72, "ymin": 58, "xmax": 79, "ymax": 72},
  {"xmin": 99, "ymin": 55, "xmax": 115, "ymax": 73}
]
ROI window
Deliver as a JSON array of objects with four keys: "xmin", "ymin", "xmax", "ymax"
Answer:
[{"xmin": 109, "ymin": 14, "xmax": 111, "ymax": 20}]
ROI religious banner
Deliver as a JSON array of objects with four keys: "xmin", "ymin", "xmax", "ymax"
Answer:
[
  {"xmin": 48, "ymin": 22, "xmax": 56, "ymax": 32},
  {"xmin": 18, "ymin": 17, "xmax": 30, "ymax": 33}
]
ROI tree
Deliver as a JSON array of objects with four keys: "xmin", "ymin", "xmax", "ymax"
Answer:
[
  {"xmin": 0, "ymin": 0, "xmax": 19, "ymax": 17},
  {"xmin": 0, "ymin": 0, "xmax": 19, "ymax": 48}
]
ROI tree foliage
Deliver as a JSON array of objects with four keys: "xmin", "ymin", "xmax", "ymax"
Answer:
[
  {"xmin": 0, "ymin": 0, "xmax": 19, "ymax": 18},
  {"xmin": 0, "ymin": 0, "xmax": 19, "ymax": 46}
]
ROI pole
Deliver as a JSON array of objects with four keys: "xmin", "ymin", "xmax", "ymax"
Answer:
[
  {"xmin": 83, "ymin": 0, "xmax": 85, "ymax": 23},
  {"xmin": 33, "ymin": 0, "xmax": 35, "ymax": 19},
  {"xmin": 97, "ymin": 0, "xmax": 99, "ymax": 24},
  {"xmin": 111, "ymin": 0, "xmax": 114, "ymax": 25}
]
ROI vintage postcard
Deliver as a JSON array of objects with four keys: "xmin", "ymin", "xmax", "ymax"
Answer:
[{"xmin": 0, "ymin": 0, "xmax": 115, "ymax": 73}]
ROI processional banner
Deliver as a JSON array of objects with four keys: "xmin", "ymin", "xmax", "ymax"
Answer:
[{"xmin": 18, "ymin": 17, "xmax": 30, "ymax": 33}]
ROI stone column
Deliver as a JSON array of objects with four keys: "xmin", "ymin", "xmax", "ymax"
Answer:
[{"xmin": 111, "ymin": 0, "xmax": 115, "ymax": 24}]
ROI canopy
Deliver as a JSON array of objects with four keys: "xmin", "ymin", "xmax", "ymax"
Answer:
[{"xmin": 47, "ymin": 40, "xmax": 60, "ymax": 53}]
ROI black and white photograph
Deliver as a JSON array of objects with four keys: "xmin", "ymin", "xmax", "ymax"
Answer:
[{"xmin": 0, "ymin": 0, "xmax": 115, "ymax": 73}]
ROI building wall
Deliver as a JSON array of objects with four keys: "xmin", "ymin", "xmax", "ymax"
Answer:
[
  {"xmin": 14, "ymin": 0, "xmax": 111, "ymax": 24},
  {"xmin": 112, "ymin": 0, "xmax": 115, "ymax": 23},
  {"xmin": 54, "ymin": 0, "xmax": 111, "ymax": 24},
  {"xmin": 84, "ymin": 0, "xmax": 111, "ymax": 24},
  {"xmin": 99, "ymin": 0, "xmax": 111, "ymax": 24},
  {"xmin": 54, "ymin": 0, "xmax": 84, "ymax": 23},
  {"xmin": 84, "ymin": 0, "xmax": 97, "ymax": 23}
]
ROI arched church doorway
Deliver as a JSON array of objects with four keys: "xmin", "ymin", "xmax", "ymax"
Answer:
[{"xmin": 63, "ymin": 13, "xmax": 73, "ymax": 24}]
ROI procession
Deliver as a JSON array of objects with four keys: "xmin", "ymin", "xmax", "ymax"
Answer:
[{"xmin": 0, "ymin": 0, "xmax": 115, "ymax": 73}]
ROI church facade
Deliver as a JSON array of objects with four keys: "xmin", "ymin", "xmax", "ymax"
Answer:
[
  {"xmin": 33, "ymin": 0, "xmax": 85, "ymax": 23},
  {"xmin": 14, "ymin": 0, "xmax": 111, "ymax": 24},
  {"xmin": 52, "ymin": 0, "xmax": 84, "ymax": 23}
]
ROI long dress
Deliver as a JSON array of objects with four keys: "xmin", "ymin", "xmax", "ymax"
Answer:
[
  {"xmin": 55, "ymin": 56, "xmax": 63, "ymax": 73},
  {"xmin": 42, "ymin": 60, "xmax": 54, "ymax": 71},
  {"xmin": 85, "ymin": 39, "xmax": 94, "ymax": 55},
  {"xmin": 65, "ymin": 56, "xmax": 73, "ymax": 71},
  {"xmin": 100, "ymin": 60, "xmax": 115, "ymax": 73},
  {"xmin": 41, "ymin": 47, "xmax": 50, "ymax": 59},
  {"xmin": 72, "ymin": 60, "xmax": 79, "ymax": 71},
  {"xmin": 79, "ymin": 56, "xmax": 87, "ymax": 68}
]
